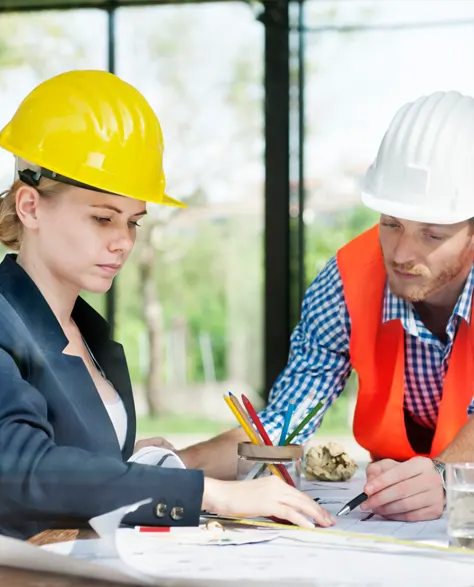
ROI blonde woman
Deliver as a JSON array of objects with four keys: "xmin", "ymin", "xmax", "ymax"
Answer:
[{"xmin": 0, "ymin": 70, "xmax": 333, "ymax": 539}]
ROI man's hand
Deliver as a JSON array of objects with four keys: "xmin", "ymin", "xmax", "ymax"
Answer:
[
  {"xmin": 134, "ymin": 437, "xmax": 176, "ymax": 454},
  {"xmin": 361, "ymin": 457, "xmax": 445, "ymax": 521}
]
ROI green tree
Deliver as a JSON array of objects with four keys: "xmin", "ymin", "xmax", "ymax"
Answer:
[
  {"xmin": 112, "ymin": 4, "xmax": 264, "ymax": 415},
  {"xmin": 305, "ymin": 205, "xmax": 379, "ymax": 281}
]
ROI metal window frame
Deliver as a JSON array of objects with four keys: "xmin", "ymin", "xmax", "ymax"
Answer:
[{"xmin": 0, "ymin": 0, "xmax": 302, "ymax": 402}]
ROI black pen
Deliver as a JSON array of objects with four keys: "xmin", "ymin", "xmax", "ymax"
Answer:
[{"xmin": 336, "ymin": 492, "xmax": 368, "ymax": 516}]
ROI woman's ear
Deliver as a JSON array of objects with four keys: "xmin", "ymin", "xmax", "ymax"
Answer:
[{"xmin": 16, "ymin": 185, "xmax": 41, "ymax": 229}]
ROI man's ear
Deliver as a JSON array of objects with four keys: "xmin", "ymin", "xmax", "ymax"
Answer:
[{"xmin": 16, "ymin": 185, "xmax": 41, "ymax": 229}]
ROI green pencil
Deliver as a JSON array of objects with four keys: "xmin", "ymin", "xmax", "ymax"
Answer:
[
  {"xmin": 252, "ymin": 400, "xmax": 325, "ymax": 479},
  {"xmin": 283, "ymin": 401, "xmax": 324, "ymax": 445}
]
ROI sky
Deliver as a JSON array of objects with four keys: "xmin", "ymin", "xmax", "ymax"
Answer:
[
  {"xmin": 305, "ymin": 0, "xmax": 474, "ymax": 178},
  {"xmin": 1, "ymin": 0, "xmax": 474, "ymax": 207}
]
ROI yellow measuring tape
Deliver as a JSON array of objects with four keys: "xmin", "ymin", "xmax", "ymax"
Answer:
[{"xmin": 203, "ymin": 516, "xmax": 474, "ymax": 557}]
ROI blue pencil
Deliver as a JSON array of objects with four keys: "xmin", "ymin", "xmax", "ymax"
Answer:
[{"xmin": 278, "ymin": 399, "xmax": 295, "ymax": 445}]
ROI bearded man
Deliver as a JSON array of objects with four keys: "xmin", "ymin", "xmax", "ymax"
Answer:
[{"xmin": 179, "ymin": 90, "xmax": 474, "ymax": 522}]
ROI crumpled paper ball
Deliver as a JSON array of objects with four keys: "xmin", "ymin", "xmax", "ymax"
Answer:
[{"xmin": 304, "ymin": 441, "xmax": 358, "ymax": 482}]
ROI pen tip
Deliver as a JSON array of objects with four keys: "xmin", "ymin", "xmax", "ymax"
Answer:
[{"xmin": 336, "ymin": 506, "xmax": 349, "ymax": 517}]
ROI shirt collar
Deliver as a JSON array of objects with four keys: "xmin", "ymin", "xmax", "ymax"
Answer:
[
  {"xmin": 452, "ymin": 264, "xmax": 474, "ymax": 324},
  {"xmin": 382, "ymin": 264, "xmax": 474, "ymax": 336}
]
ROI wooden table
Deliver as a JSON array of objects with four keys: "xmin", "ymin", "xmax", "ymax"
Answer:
[{"xmin": 0, "ymin": 529, "xmax": 129, "ymax": 587}]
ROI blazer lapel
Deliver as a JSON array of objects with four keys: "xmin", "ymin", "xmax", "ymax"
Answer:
[
  {"xmin": 72, "ymin": 297, "xmax": 137, "ymax": 460},
  {"xmin": 0, "ymin": 254, "xmax": 137, "ymax": 460},
  {"xmin": 45, "ymin": 350, "xmax": 124, "ymax": 457}
]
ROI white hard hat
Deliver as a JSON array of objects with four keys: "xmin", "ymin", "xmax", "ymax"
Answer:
[{"xmin": 361, "ymin": 91, "xmax": 474, "ymax": 225}]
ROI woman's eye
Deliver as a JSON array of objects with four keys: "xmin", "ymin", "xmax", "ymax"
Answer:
[
  {"xmin": 128, "ymin": 221, "xmax": 141, "ymax": 228},
  {"xmin": 427, "ymin": 233, "xmax": 444, "ymax": 241},
  {"xmin": 94, "ymin": 216, "xmax": 111, "ymax": 224}
]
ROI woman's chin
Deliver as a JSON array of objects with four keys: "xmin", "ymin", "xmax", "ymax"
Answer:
[{"xmin": 81, "ymin": 276, "xmax": 115, "ymax": 295}]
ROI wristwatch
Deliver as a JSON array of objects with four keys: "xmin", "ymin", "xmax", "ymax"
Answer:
[{"xmin": 432, "ymin": 459, "xmax": 447, "ymax": 492}]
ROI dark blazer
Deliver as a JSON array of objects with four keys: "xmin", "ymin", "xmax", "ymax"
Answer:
[{"xmin": 0, "ymin": 254, "xmax": 204, "ymax": 539}]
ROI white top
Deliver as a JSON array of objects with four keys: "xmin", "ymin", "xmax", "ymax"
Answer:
[
  {"xmin": 103, "ymin": 393, "xmax": 128, "ymax": 450},
  {"xmin": 81, "ymin": 336, "xmax": 128, "ymax": 450}
]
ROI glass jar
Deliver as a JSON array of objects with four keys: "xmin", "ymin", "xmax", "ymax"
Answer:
[{"xmin": 237, "ymin": 442, "xmax": 303, "ymax": 489}]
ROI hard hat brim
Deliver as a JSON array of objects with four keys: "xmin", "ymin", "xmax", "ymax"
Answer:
[
  {"xmin": 0, "ymin": 70, "xmax": 182, "ymax": 210},
  {"xmin": 361, "ymin": 190, "xmax": 473, "ymax": 226},
  {"xmin": 7, "ymin": 151, "xmax": 187, "ymax": 209},
  {"xmin": 162, "ymin": 193, "xmax": 187, "ymax": 208}
]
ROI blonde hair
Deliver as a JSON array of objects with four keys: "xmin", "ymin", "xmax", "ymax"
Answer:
[{"xmin": 0, "ymin": 178, "xmax": 66, "ymax": 251}]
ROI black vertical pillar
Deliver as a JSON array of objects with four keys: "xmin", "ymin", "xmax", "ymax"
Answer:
[
  {"xmin": 105, "ymin": 4, "xmax": 117, "ymax": 335},
  {"xmin": 297, "ymin": 0, "xmax": 306, "ymax": 312},
  {"xmin": 261, "ymin": 0, "xmax": 291, "ymax": 398}
]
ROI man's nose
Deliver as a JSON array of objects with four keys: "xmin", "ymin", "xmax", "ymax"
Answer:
[{"xmin": 392, "ymin": 233, "xmax": 417, "ymax": 267}]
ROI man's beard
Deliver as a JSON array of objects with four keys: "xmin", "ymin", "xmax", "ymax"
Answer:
[{"xmin": 386, "ymin": 247, "xmax": 471, "ymax": 303}]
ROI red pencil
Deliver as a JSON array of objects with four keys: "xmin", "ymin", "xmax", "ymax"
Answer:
[
  {"xmin": 134, "ymin": 526, "xmax": 204, "ymax": 534},
  {"xmin": 241, "ymin": 394, "xmax": 296, "ymax": 487}
]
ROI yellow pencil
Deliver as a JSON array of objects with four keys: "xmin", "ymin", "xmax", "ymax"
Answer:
[
  {"xmin": 228, "ymin": 393, "xmax": 258, "ymax": 437},
  {"xmin": 223, "ymin": 393, "xmax": 284, "ymax": 481}
]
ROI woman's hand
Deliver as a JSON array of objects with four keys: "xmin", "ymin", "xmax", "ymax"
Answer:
[
  {"xmin": 133, "ymin": 437, "xmax": 176, "ymax": 454},
  {"xmin": 202, "ymin": 475, "xmax": 335, "ymax": 529}
]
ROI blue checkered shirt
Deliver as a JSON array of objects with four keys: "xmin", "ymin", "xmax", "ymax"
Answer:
[{"xmin": 258, "ymin": 256, "xmax": 474, "ymax": 443}]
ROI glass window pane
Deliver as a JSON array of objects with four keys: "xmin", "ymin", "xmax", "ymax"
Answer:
[
  {"xmin": 115, "ymin": 2, "xmax": 264, "ymax": 437},
  {"xmin": 304, "ymin": 0, "xmax": 474, "ymax": 444},
  {"xmin": 0, "ymin": 9, "xmax": 107, "ymax": 315}
]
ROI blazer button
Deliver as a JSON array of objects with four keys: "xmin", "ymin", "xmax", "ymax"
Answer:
[
  {"xmin": 170, "ymin": 506, "xmax": 185, "ymax": 521},
  {"xmin": 154, "ymin": 502, "xmax": 168, "ymax": 518}
]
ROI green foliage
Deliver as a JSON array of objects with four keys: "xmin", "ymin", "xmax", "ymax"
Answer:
[
  {"xmin": 305, "ymin": 206, "xmax": 379, "ymax": 283},
  {"xmin": 0, "ymin": 4, "xmax": 379, "ymax": 435},
  {"xmin": 318, "ymin": 390, "xmax": 351, "ymax": 435},
  {"xmin": 111, "ymin": 204, "xmax": 378, "ymax": 395},
  {"xmin": 156, "ymin": 221, "xmax": 228, "ymax": 382}
]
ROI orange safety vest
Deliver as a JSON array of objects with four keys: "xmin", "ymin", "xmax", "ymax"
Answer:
[{"xmin": 336, "ymin": 225, "xmax": 474, "ymax": 461}]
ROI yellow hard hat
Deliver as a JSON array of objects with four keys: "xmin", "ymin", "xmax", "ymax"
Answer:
[{"xmin": 0, "ymin": 69, "xmax": 185, "ymax": 208}]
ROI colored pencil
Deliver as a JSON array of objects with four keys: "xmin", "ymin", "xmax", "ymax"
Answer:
[
  {"xmin": 279, "ymin": 399, "xmax": 296, "ymax": 445},
  {"xmin": 223, "ymin": 393, "xmax": 284, "ymax": 481},
  {"xmin": 283, "ymin": 401, "xmax": 325, "ymax": 445},
  {"xmin": 241, "ymin": 394, "xmax": 296, "ymax": 487}
]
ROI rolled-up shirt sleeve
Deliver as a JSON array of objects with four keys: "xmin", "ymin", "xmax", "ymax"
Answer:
[{"xmin": 258, "ymin": 256, "xmax": 353, "ymax": 443}]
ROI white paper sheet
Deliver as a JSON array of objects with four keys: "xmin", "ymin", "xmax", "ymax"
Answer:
[
  {"xmin": 40, "ymin": 497, "xmax": 474, "ymax": 587},
  {"xmin": 303, "ymin": 477, "xmax": 449, "ymax": 544},
  {"xmin": 114, "ymin": 541, "xmax": 472, "ymax": 586},
  {"xmin": 326, "ymin": 505, "xmax": 448, "ymax": 544},
  {"xmin": 2, "ymin": 474, "xmax": 472, "ymax": 587}
]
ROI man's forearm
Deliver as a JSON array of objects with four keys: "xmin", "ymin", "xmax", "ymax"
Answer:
[
  {"xmin": 438, "ymin": 416, "xmax": 474, "ymax": 462},
  {"xmin": 177, "ymin": 427, "xmax": 248, "ymax": 480}
]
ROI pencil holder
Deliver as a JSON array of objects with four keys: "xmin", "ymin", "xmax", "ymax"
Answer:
[{"xmin": 237, "ymin": 442, "xmax": 303, "ymax": 489}]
